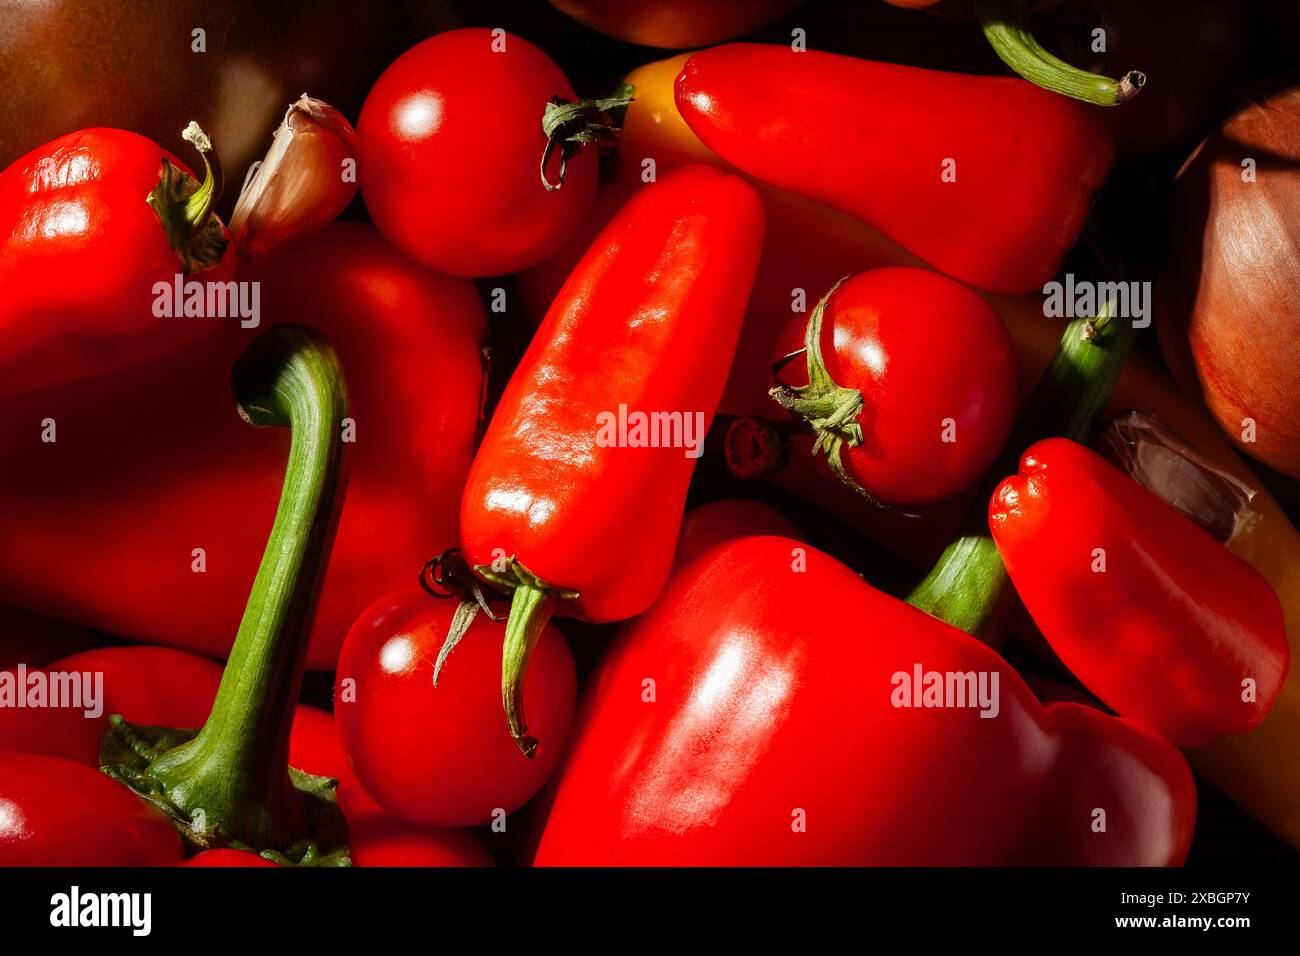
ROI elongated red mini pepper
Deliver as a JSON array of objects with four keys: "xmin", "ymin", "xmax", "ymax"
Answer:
[
  {"xmin": 674, "ymin": 44, "xmax": 1114, "ymax": 294},
  {"xmin": 990, "ymin": 438, "xmax": 1290, "ymax": 746},
  {"xmin": 0, "ymin": 125, "xmax": 233, "ymax": 396},
  {"xmin": 459, "ymin": 164, "xmax": 764, "ymax": 755}
]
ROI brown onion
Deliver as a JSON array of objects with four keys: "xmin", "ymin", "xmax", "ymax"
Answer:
[{"xmin": 1158, "ymin": 85, "xmax": 1300, "ymax": 477}]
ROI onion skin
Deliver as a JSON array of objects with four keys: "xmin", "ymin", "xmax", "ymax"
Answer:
[{"xmin": 1158, "ymin": 86, "xmax": 1300, "ymax": 479}]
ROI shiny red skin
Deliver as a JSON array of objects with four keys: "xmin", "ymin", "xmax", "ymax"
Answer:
[
  {"xmin": 534, "ymin": 533, "xmax": 1195, "ymax": 865},
  {"xmin": 990, "ymin": 438, "xmax": 1291, "ymax": 746},
  {"xmin": 359, "ymin": 28, "xmax": 595, "ymax": 277},
  {"xmin": 0, "ymin": 222, "xmax": 484, "ymax": 667},
  {"xmin": 461, "ymin": 165, "xmax": 764, "ymax": 622},
  {"xmin": 0, "ymin": 128, "xmax": 234, "ymax": 397},
  {"xmin": 0, "ymin": 751, "xmax": 184, "ymax": 866},
  {"xmin": 335, "ymin": 591, "xmax": 576, "ymax": 826},
  {"xmin": 675, "ymin": 44, "xmax": 1114, "ymax": 295},
  {"xmin": 775, "ymin": 268, "xmax": 1018, "ymax": 505},
  {"xmin": 0, "ymin": 646, "xmax": 490, "ymax": 866}
]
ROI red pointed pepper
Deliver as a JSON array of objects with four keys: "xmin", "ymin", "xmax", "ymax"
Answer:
[
  {"xmin": 0, "ymin": 125, "xmax": 233, "ymax": 397},
  {"xmin": 674, "ymin": 44, "xmax": 1114, "ymax": 294},
  {"xmin": 459, "ymin": 165, "xmax": 764, "ymax": 755},
  {"xmin": 990, "ymin": 437, "xmax": 1290, "ymax": 746}
]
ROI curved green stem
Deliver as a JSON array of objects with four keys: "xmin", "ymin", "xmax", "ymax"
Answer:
[
  {"xmin": 501, "ymin": 583, "xmax": 556, "ymax": 759},
  {"xmin": 180, "ymin": 122, "xmax": 223, "ymax": 229},
  {"xmin": 108, "ymin": 324, "xmax": 350, "ymax": 855},
  {"xmin": 907, "ymin": 299, "xmax": 1135, "ymax": 640},
  {"xmin": 460, "ymin": 557, "xmax": 576, "ymax": 757},
  {"xmin": 976, "ymin": 0, "xmax": 1145, "ymax": 106}
]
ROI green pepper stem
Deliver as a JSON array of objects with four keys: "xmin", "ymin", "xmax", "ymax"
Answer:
[
  {"xmin": 907, "ymin": 299, "xmax": 1135, "ymax": 641},
  {"xmin": 975, "ymin": 0, "xmax": 1145, "ymax": 107},
  {"xmin": 143, "ymin": 324, "xmax": 349, "ymax": 848},
  {"xmin": 180, "ymin": 122, "xmax": 223, "ymax": 229},
  {"xmin": 146, "ymin": 121, "xmax": 229, "ymax": 274},
  {"xmin": 501, "ymin": 583, "xmax": 556, "ymax": 759}
]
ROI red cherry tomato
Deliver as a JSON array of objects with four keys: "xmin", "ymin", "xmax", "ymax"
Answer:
[
  {"xmin": 335, "ymin": 591, "xmax": 576, "ymax": 827},
  {"xmin": 359, "ymin": 28, "xmax": 596, "ymax": 277},
  {"xmin": 773, "ymin": 267, "xmax": 1018, "ymax": 506}
]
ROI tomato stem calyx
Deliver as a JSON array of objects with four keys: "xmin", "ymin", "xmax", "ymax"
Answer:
[
  {"xmin": 539, "ymin": 90, "xmax": 634, "ymax": 191},
  {"xmin": 975, "ymin": 0, "xmax": 1146, "ymax": 107},
  {"xmin": 768, "ymin": 278, "xmax": 913, "ymax": 518},
  {"xmin": 147, "ymin": 121, "xmax": 229, "ymax": 274}
]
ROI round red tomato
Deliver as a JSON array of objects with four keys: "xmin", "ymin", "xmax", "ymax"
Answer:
[
  {"xmin": 772, "ymin": 267, "xmax": 1018, "ymax": 506},
  {"xmin": 358, "ymin": 28, "xmax": 597, "ymax": 277},
  {"xmin": 334, "ymin": 591, "xmax": 576, "ymax": 828}
]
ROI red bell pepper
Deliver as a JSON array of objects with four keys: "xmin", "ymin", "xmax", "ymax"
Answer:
[
  {"xmin": 2, "ymin": 324, "xmax": 487, "ymax": 865},
  {"xmin": 674, "ymin": 43, "xmax": 1114, "ymax": 294},
  {"xmin": 533, "ymin": 512, "xmax": 1195, "ymax": 865},
  {"xmin": 990, "ymin": 437, "xmax": 1290, "ymax": 746},
  {"xmin": 458, "ymin": 165, "xmax": 764, "ymax": 755},
  {"xmin": 0, "ymin": 125, "xmax": 234, "ymax": 397},
  {"xmin": 0, "ymin": 222, "xmax": 484, "ymax": 668}
]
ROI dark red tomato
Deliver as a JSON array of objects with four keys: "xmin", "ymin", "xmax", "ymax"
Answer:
[
  {"xmin": 335, "ymin": 591, "xmax": 577, "ymax": 827},
  {"xmin": 0, "ymin": 751, "xmax": 183, "ymax": 865},
  {"xmin": 772, "ymin": 267, "xmax": 1018, "ymax": 506},
  {"xmin": 359, "ymin": 28, "xmax": 596, "ymax": 277}
]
